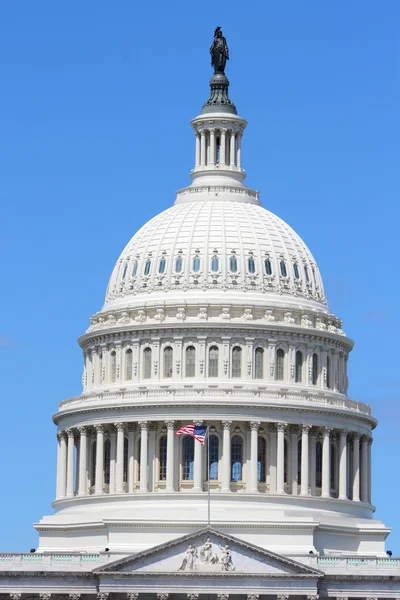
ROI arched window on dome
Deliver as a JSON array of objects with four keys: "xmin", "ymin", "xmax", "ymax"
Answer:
[
  {"xmin": 182, "ymin": 436, "xmax": 194, "ymax": 480},
  {"xmin": 208, "ymin": 435, "xmax": 219, "ymax": 480},
  {"xmin": 257, "ymin": 436, "xmax": 266, "ymax": 482},
  {"xmin": 280, "ymin": 260, "xmax": 287, "ymax": 277},
  {"xmin": 175, "ymin": 256, "xmax": 183, "ymax": 273},
  {"xmin": 254, "ymin": 347, "xmax": 264, "ymax": 379},
  {"xmin": 316, "ymin": 440, "xmax": 322, "ymax": 488},
  {"xmin": 211, "ymin": 255, "xmax": 219, "ymax": 272},
  {"xmin": 326, "ymin": 355, "xmax": 331, "ymax": 389},
  {"xmin": 312, "ymin": 353, "xmax": 318, "ymax": 385},
  {"xmin": 192, "ymin": 256, "xmax": 201, "ymax": 272},
  {"xmin": 132, "ymin": 261, "xmax": 138, "ymax": 277},
  {"xmin": 229, "ymin": 255, "xmax": 238, "ymax": 273},
  {"xmin": 276, "ymin": 349, "xmax": 284, "ymax": 381},
  {"xmin": 293, "ymin": 262, "xmax": 300, "ymax": 280},
  {"xmin": 231, "ymin": 435, "xmax": 243, "ymax": 481},
  {"xmin": 264, "ymin": 258, "xmax": 272, "ymax": 276},
  {"xmin": 185, "ymin": 346, "xmax": 196, "ymax": 378},
  {"xmin": 232, "ymin": 346, "xmax": 242, "ymax": 378},
  {"xmin": 159, "ymin": 435, "xmax": 167, "ymax": 481},
  {"xmin": 125, "ymin": 349, "xmax": 133, "ymax": 381},
  {"xmin": 144, "ymin": 259, "xmax": 151, "ymax": 276},
  {"xmin": 208, "ymin": 346, "xmax": 219, "ymax": 377},
  {"xmin": 295, "ymin": 351, "xmax": 303, "ymax": 383},
  {"xmin": 110, "ymin": 351, "xmax": 116, "ymax": 383},
  {"xmin": 158, "ymin": 258, "xmax": 166, "ymax": 274},
  {"xmin": 104, "ymin": 438, "xmax": 111, "ymax": 486},
  {"xmin": 248, "ymin": 256, "xmax": 256, "ymax": 274},
  {"xmin": 122, "ymin": 263, "xmax": 128, "ymax": 280},
  {"xmin": 143, "ymin": 347, "xmax": 152, "ymax": 379},
  {"xmin": 304, "ymin": 265, "xmax": 310, "ymax": 283},
  {"xmin": 163, "ymin": 346, "xmax": 173, "ymax": 378},
  {"xmin": 123, "ymin": 437, "xmax": 128, "ymax": 484}
]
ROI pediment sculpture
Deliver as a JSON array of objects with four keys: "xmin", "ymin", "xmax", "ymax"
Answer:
[{"xmin": 178, "ymin": 539, "xmax": 235, "ymax": 572}]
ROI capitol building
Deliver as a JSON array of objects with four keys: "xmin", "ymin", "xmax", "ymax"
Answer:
[{"xmin": 1, "ymin": 29, "xmax": 399, "ymax": 600}]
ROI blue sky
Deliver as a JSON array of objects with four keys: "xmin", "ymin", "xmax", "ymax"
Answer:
[{"xmin": 0, "ymin": 1, "xmax": 399, "ymax": 552}]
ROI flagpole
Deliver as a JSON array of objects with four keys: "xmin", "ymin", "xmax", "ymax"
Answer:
[{"xmin": 207, "ymin": 425, "xmax": 211, "ymax": 526}]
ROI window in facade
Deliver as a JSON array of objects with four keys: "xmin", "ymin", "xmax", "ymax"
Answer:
[
  {"xmin": 208, "ymin": 435, "xmax": 219, "ymax": 480},
  {"xmin": 297, "ymin": 438, "xmax": 302, "ymax": 485},
  {"xmin": 257, "ymin": 436, "xmax": 266, "ymax": 482},
  {"xmin": 175, "ymin": 256, "xmax": 183, "ymax": 273},
  {"xmin": 326, "ymin": 355, "xmax": 331, "ymax": 389},
  {"xmin": 231, "ymin": 435, "xmax": 243, "ymax": 481},
  {"xmin": 264, "ymin": 258, "xmax": 272, "ymax": 275},
  {"xmin": 293, "ymin": 262, "xmax": 300, "ymax": 279},
  {"xmin": 123, "ymin": 437, "xmax": 128, "ymax": 484},
  {"xmin": 312, "ymin": 353, "xmax": 318, "ymax": 385},
  {"xmin": 163, "ymin": 346, "xmax": 173, "ymax": 378},
  {"xmin": 295, "ymin": 351, "xmax": 303, "ymax": 383},
  {"xmin": 232, "ymin": 346, "xmax": 242, "ymax": 378},
  {"xmin": 159, "ymin": 435, "xmax": 167, "ymax": 481},
  {"xmin": 122, "ymin": 263, "xmax": 128, "ymax": 280},
  {"xmin": 280, "ymin": 260, "xmax": 287, "ymax": 277},
  {"xmin": 158, "ymin": 258, "xmax": 166, "ymax": 274},
  {"xmin": 316, "ymin": 441, "xmax": 322, "ymax": 488},
  {"xmin": 110, "ymin": 351, "xmax": 116, "ymax": 383},
  {"xmin": 125, "ymin": 349, "xmax": 133, "ymax": 381},
  {"xmin": 209, "ymin": 346, "xmax": 219, "ymax": 377},
  {"xmin": 254, "ymin": 347, "xmax": 264, "ymax": 379},
  {"xmin": 132, "ymin": 261, "xmax": 138, "ymax": 277},
  {"xmin": 182, "ymin": 436, "xmax": 194, "ymax": 480},
  {"xmin": 185, "ymin": 346, "xmax": 196, "ymax": 378},
  {"xmin": 276, "ymin": 349, "xmax": 284, "ymax": 381},
  {"xmin": 143, "ymin": 347, "xmax": 152, "ymax": 379},
  {"xmin": 211, "ymin": 255, "xmax": 219, "ymax": 272},
  {"xmin": 304, "ymin": 265, "xmax": 310, "ymax": 282},
  {"xmin": 248, "ymin": 256, "xmax": 256, "ymax": 274},
  {"xmin": 144, "ymin": 259, "xmax": 151, "ymax": 276},
  {"xmin": 192, "ymin": 256, "xmax": 201, "ymax": 272},
  {"xmin": 104, "ymin": 439, "xmax": 111, "ymax": 486},
  {"xmin": 229, "ymin": 255, "xmax": 238, "ymax": 273}
]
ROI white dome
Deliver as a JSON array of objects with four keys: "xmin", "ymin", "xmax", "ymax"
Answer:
[{"xmin": 103, "ymin": 196, "xmax": 327, "ymax": 313}]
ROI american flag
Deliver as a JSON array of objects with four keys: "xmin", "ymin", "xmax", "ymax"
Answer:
[{"xmin": 175, "ymin": 424, "xmax": 208, "ymax": 444}]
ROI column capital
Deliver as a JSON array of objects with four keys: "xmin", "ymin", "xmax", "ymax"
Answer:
[
  {"xmin": 323, "ymin": 426, "xmax": 333, "ymax": 437},
  {"xmin": 187, "ymin": 595, "xmax": 199, "ymax": 600},
  {"xmin": 77, "ymin": 426, "xmax": 87, "ymax": 435},
  {"xmin": 194, "ymin": 420, "xmax": 204, "ymax": 426},
  {"xmin": 277, "ymin": 422, "xmax": 286, "ymax": 433},
  {"xmin": 10, "ymin": 596, "xmax": 21, "ymax": 600},
  {"xmin": 217, "ymin": 595, "xmax": 229, "ymax": 600},
  {"xmin": 302, "ymin": 424, "xmax": 312, "ymax": 434},
  {"xmin": 368, "ymin": 436, "xmax": 373, "ymax": 446},
  {"xmin": 66, "ymin": 428, "xmax": 75, "ymax": 439},
  {"xmin": 139, "ymin": 421, "xmax": 149, "ymax": 431},
  {"xmin": 39, "ymin": 596, "xmax": 51, "ymax": 600},
  {"xmin": 338, "ymin": 428, "xmax": 350, "ymax": 437},
  {"xmin": 277, "ymin": 596, "xmax": 289, "ymax": 600},
  {"xmin": 165, "ymin": 420, "xmax": 175, "ymax": 430},
  {"xmin": 114, "ymin": 422, "xmax": 126, "ymax": 432},
  {"xmin": 97, "ymin": 594, "xmax": 109, "ymax": 600},
  {"xmin": 157, "ymin": 595, "xmax": 169, "ymax": 600},
  {"xmin": 222, "ymin": 420, "xmax": 232, "ymax": 430},
  {"xmin": 352, "ymin": 431, "xmax": 361, "ymax": 441},
  {"xmin": 127, "ymin": 595, "xmax": 139, "ymax": 600},
  {"xmin": 95, "ymin": 424, "xmax": 105, "ymax": 434},
  {"xmin": 57, "ymin": 430, "xmax": 67, "ymax": 441},
  {"xmin": 247, "ymin": 596, "xmax": 259, "ymax": 600},
  {"xmin": 306, "ymin": 596, "xmax": 319, "ymax": 600},
  {"xmin": 248, "ymin": 421, "xmax": 260, "ymax": 431},
  {"xmin": 69, "ymin": 595, "xmax": 81, "ymax": 600}
]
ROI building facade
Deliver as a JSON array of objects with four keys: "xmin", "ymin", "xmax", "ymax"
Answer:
[{"xmin": 1, "ymin": 31, "xmax": 398, "ymax": 600}]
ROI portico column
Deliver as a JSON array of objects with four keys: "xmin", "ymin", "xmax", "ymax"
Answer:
[
  {"xmin": 127, "ymin": 424, "xmax": 135, "ymax": 493},
  {"xmin": 310, "ymin": 428, "xmax": 317, "ymax": 496},
  {"xmin": 361, "ymin": 436, "xmax": 369, "ymax": 503},
  {"xmin": 339, "ymin": 429, "xmax": 348, "ymax": 499},
  {"xmin": 115, "ymin": 423, "xmax": 125, "ymax": 494},
  {"xmin": 352, "ymin": 433, "xmax": 360, "ymax": 501},
  {"xmin": 209, "ymin": 128, "xmax": 215, "ymax": 165},
  {"xmin": 139, "ymin": 422, "xmax": 149, "ymax": 492},
  {"xmin": 200, "ymin": 130, "xmax": 206, "ymax": 166},
  {"xmin": 109, "ymin": 427, "xmax": 117, "ymax": 493},
  {"xmin": 220, "ymin": 128, "xmax": 227, "ymax": 165},
  {"xmin": 322, "ymin": 427, "xmax": 332, "ymax": 498},
  {"xmin": 94, "ymin": 424, "xmax": 105, "ymax": 495},
  {"xmin": 290, "ymin": 426, "xmax": 299, "ymax": 495},
  {"xmin": 165, "ymin": 421, "xmax": 175, "ymax": 492},
  {"xmin": 78, "ymin": 426, "xmax": 88, "ymax": 496},
  {"xmin": 300, "ymin": 425, "xmax": 311, "ymax": 496},
  {"xmin": 230, "ymin": 131, "xmax": 235, "ymax": 165},
  {"xmin": 221, "ymin": 421, "xmax": 232, "ymax": 492},
  {"xmin": 57, "ymin": 431, "xmax": 67, "ymax": 499},
  {"xmin": 268, "ymin": 424, "xmax": 277, "ymax": 493},
  {"xmin": 249, "ymin": 421, "xmax": 260, "ymax": 493},
  {"xmin": 194, "ymin": 421, "xmax": 204, "ymax": 492},
  {"xmin": 276, "ymin": 423, "xmax": 286, "ymax": 494},
  {"xmin": 66, "ymin": 429, "xmax": 75, "ymax": 498}
]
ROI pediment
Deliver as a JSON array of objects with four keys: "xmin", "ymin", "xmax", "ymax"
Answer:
[{"xmin": 96, "ymin": 527, "xmax": 321, "ymax": 577}]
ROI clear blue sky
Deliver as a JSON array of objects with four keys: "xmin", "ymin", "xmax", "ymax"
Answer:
[{"xmin": 0, "ymin": 1, "xmax": 399, "ymax": 553}]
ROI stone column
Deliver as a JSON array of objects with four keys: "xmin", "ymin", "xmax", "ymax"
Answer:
[
  {"xmin": 339, "ymin": 429, "xmax": 348, "ymax": 500},
  {"xmin": 166, "ymin": 421, "xmax": 175, "ymax": 492},
  {"xmin": 220, "ymin": 128, "xmax": 227, "ymax": 165},
  {"xmin": 249, "ymin": 421, "xmax": 260, "ymax": 493},
  {"xmin": 300, "ymin": 425, "xmax": 311, "ymax": 496},
  {"xmin": 368, "ymin": 437, "xmax": 372, "ymax": 503},
  {"xmin": 268, "ymin": 424, "xmax": 277, "ymax": 493},
  {"xmin": 95, "ymin": 425, "xmax": 105, "ymax": 495},
  {"xmin": 139, "ymin": 422, "xmax": 149, "ymax": 492},
  {"xmin": 109, "ymin": 428, "xmax": 117, "ymax": 493},
  {"xmin": 66, "ymin": 429, "xmax": 75, "ymax": 498},
  {"xmin": 361, "ymin": 436, "xmax": 369, "ymax": 503},
  {"xmin": 322, "ymin": 427, "xmax": 332, "ymax": 498},
  {"xmin": 127, "ymin": 424, "xmax": 135, "ymax": 493},
  {"xmin": 195, "ymin": 132, "xmax": 200, "ymax": 167},
  {"xmin": 290, "ymin": 426, "xmax": 299, "ymax": 495},
  {"xmin": 115, "ymin": 423, "xmax": 125, "ymax": 494},
  {"xmin": 78, "ymin": 427, "xmax": 88, "ymax": 496},
  {"xmin": 200, "ymin": 130, "xmax": 206, "ymax": 166},
  {"xmin": 237, "ymin": 132, "xmax": 242, "ymax": 168},
  {"xmin": 57, "ymin": 431, "xmax": 67, "ymax": 499},
  {"xmin": 221, "ymin": 421, "xmax": 232, "ymax": 492},
  {"xmin": 209, "ymin": 128, "xmax": 215, "ymax": 165},
  {"xmin": 276, "ymin": 423, "xmax": 286, "ymax": 494},
  {"xmin": 352, "ymin": 433, "xmax": 360, "ymax": 501},
  {"xmin": 230, "ymin": 131, "xmax": 235, "ymax": 166},
  {"xmin": 194, "ymin": 421, "xmax": 203, "ymax": 492},
  {"xmin": 310, "ymin": 428, "xmax": 317, "ymax": 496}
]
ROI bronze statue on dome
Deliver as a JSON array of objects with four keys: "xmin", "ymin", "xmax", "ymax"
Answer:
[{"xmin": 210, "ymin": 27, "xmax": 229, "ymax": 74}]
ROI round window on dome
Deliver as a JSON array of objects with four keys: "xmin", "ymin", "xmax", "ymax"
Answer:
[
  {"xmin": 175, "ymin": 256, "xmax": 183, "ymax": 273},
  {"xmin": 264, "ymin": 258, "xmax": 272, "ymax": 276},
  {"xmin": 211, "ymin": 255, "xmax": 219, "ymax": 272},
  {"xmin": 230, "ymin": 256, "xmax": 238, "ymax": 273},
  {"xmin": 280, "ymin": 260, "xmax": 287, "ymax": 277},
  {"xmin": 159, "ymin": 258, "xmax": 166, "ymax": 274},
  {"xmin": 192, "ymin": 256, "xmax": 201, "ymax": 272},
  {"xmin": 144, "ymin": 259, "xmax": 151, "ymax": 276},
  {"xmin": 293, "ymin": 262, "xmax": 300, "ymax": 280},
  {"xmin": 248, "ymin": 256, "xmax": 255, "ymax": 274}
]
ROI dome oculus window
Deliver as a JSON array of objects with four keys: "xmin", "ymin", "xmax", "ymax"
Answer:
[
  {"xmin": 158, "ymin": 258, "xmax": 166, "ymax": 274},
  {"xmin": 280, "ymin": 260, "xmax": 287, "ymax": 277},
  {"xmin": 192, "ymin": 256, "xmax": 201, "ymax": 273},
  {"xmin": 229, "ymin": 256, "xmax": 238, "ymax": 273},
  {"xmin": 264, "ymin": 258, "xmax": 272, "ymax": 276},
  {"xmin": 144, "ymin": 259, "xmax": 151, "ymax": 276},
  {"xmin": 248, "ymin": 256, "xmax": 256, "ymax": 274},
  {"xmin": 175, "ymin": 256, "xmax": 183, "ymax": 273},
  {"xmin": 211, "ymin": 256, "xmax": 219, "ymax": 272},
  {"xmin": 293, "ymin": 262, "xmax": 300, "ymax": 280}
]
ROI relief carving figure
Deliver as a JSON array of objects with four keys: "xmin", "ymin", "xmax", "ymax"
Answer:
[
  {"xmin": 199, "ymin": 538, "xmax": 219, "ymax": 565},
  {"xmin": 220, "ymin": 545, "xmax": 235, "ymax": 571},
  {"xmin": 178, "ymin": 544, "xmax": 198, "ymax": 571}
]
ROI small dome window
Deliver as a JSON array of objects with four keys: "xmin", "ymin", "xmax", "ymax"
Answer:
[
  {"xmin": 211, "ymin": 255, "xmax": 219, "ymax": 272},
  {"xmin": 280, "ymin": 260, "xmax": 287, "ymax": 277},
  {"xmin": 293, "ymin": 262, "xmax": 300, "ymax": 280},
  {"xmin": 192, "ymin": 256, "xmax": 201, "ymax": 272},
  {"xmin": 248, "ymin": 256, "xmax": 256, "ymax": 274},
  {"xmin": 121, "ymin": 264, "xmax": 128, "ymax": 280},
  {"xmin": 264, "ymin": 258, "xmax": 272, "ymax": 275},
  {"xmin": 144, "ymin": 259, "xmax": 151, "ymax": 276},
  {"xmin": 230, "ymin": 256, "xmax": 238, "ymax": 273},
  {"xmin": 158, "ymin": 258, "xmax": 166, "ymax": 274},
  {"xmin": 175, "ymin": 256, "xmax": 183, "ymax": 273},
  {"xmin": 304, "ymin": 265, "xmax": 310, "ymax": 282},
  {"xmin": 132, "ymin": 262, "xmax": 138, "ymax": 277}
]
